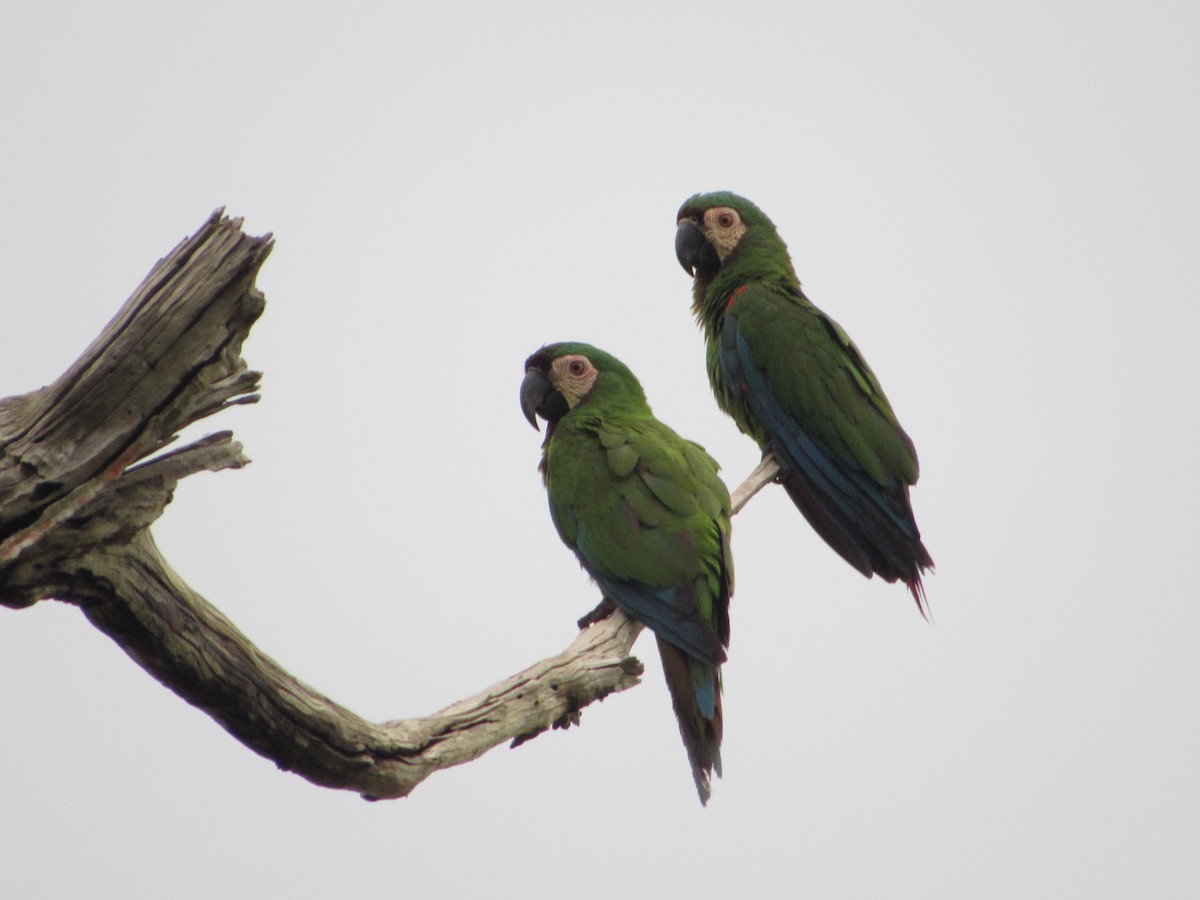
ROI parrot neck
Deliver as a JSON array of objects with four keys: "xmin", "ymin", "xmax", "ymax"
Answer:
[
  {"xmin": 692, "ymin": 253, "xmax": 802, "ymax": 341},
  {"xmin": 691, "ymin": 273, "xmax": 730, "ymax": 341}
]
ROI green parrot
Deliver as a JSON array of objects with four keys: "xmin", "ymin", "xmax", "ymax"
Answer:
[
  {"xmin": 674, "ymin": 192, "xmax": 933, "ymax": 614},
  {"xmin": 520, "ymin": 342, "xmax": 733, "ymax": 804}
]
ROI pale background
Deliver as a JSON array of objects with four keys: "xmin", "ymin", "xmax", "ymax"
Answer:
[{"xmin": 2, "ymin": 3, "xmax": 1197, "ymax": 897}]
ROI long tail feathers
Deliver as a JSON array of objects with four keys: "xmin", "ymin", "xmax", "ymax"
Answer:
[
  {"xmin": 656, "ymin": 636, "xmax": 722, "ymax": 806},
  {"xmin": 907, "ymin": 574, "xmax": 932, "ymax": 621},
  {"xmin": 777, "ymin": 461, "xmax": 934, "ymax": 617}
]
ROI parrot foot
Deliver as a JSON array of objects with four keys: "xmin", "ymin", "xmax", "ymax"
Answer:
[
  {"xmin": 763, "ymin": 450, "xmax": 786, "ymax": 481},
  {"xmin": 576, "ymin": 596, "xmax": 617, "ymax": 630}
]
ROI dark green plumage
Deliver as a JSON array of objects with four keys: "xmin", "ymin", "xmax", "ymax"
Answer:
[
  {"xmin": 675, "ymin": 192, "xmax": 933, "ymax": 613},
  {"xmin": 521, "ymin": 342, "xmax": 733, "ymax": 804}
]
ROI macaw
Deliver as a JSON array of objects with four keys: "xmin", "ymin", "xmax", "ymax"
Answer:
[
  {"xmin": 520, "ymin": 342, "xmax": 733, "ymax": 804},
  {"xmin": 674, "ymin": 191, "xmax": 933, "ymax": 614}
]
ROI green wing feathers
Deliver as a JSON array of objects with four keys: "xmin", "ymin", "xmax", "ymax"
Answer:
[
  {"xmin": 534, "ymin": 364, "xmax": 732, "ymax": 803},
  {"xmin": 733, "ymin": 285, "xmax": 919, "ymax": 487}
]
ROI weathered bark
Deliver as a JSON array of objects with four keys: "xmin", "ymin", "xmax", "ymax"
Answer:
[
  {"xmin": 78, "ymin": 529, "xmax": 646, "ymax": 799},
  {"xmin": 0, "ymin": 211, "xmax": 779, "ymax": 800}
]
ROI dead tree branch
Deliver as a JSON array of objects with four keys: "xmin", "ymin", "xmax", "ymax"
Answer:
[{"xmin": 0, "ymin": 211, "xmax": 768, "ymax": 799}]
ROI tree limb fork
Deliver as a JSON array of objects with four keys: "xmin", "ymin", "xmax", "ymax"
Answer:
[{"xmin": 0, "ymin": 212, "xmax": 771, "ymax": 799}]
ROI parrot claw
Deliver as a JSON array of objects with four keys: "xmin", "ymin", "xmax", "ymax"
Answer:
[{"xmin": 576, "ymin": 596, "xmax": 617, "ymax": 630}]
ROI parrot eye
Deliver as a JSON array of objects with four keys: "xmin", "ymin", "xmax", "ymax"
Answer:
[
  {"xmin": 550, "ymin": 354, "xmax": 599, "ymax": 405},
  {"xmin": 701, "ymin": 207, "xmax": 747, "ymax": 261},
  {"xmin": 706, "ymin": 207, "xmax": 740, "ymax": 230}
]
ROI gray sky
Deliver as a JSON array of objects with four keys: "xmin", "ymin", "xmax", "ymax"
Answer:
[{"xmin": 2, "ymin": 2, "xmax": 1198, "ymax": 897}]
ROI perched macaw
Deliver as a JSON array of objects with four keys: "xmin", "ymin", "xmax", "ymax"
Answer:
[
  {"xmin": 520, "ymin": 342, "xmax": 733, "ymax": 804},
  {"xmin": 674, "ymin": 191, "xmax": 933, "ymax": 614}
]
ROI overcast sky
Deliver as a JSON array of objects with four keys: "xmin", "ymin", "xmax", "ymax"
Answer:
[{"xmin": 2, "ymin": 2, "xmax": 1198, "ymax": 897}]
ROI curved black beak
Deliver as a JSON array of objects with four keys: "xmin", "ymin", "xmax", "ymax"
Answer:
[
  {"xmin": 520, "ymin": 367, "xmax": 568, "ymax": 430},
  {"xmin": 675, "ymin": 218, "xmax": 718, "ymax": 278}
]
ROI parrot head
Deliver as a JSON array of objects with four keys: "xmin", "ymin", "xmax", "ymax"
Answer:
[
  {"xmin": 675, "ymin": 191, "xmax": 794, "ymax": 288},
  {"xmin": 521, "ymin": 342, "xmax": 647, "ymax": 432}
]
